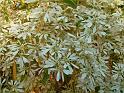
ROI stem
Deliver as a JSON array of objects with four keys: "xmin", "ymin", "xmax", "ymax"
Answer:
[{"xmin": 12, "ymin": 60, "xmax": 17, "ymax": 80}]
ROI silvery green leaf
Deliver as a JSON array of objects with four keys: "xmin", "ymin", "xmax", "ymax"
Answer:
[
  {"xmin": 58, "ymin": 52, "xmax": 62, "ymax": 59},
  {"xmin": 100, "ymin": 32, "xmax": 106, "ymax": 36},
  {"xmin": 55, "ymin": 26, "xmax": 60, "ymax": 29},
  {"xmin": 75, "ymin": 47, "xmax": 81, "ymax": 51},
  {"xmin": 12, "ymin": 50, "xmax": 19, "ymax": 56},
  {"xmin": 114, "ymin": 49, "xmax": 120, "ymax": 54},
  {"xmin": 26, "ymin": 0, "xmax": 38, "ymax": 3},
  {"xmin": 113, "ymin": 74, "xmax": 118, "ymax": 80},
  {"xmin": 10, "ymin": 56, "xmax": 15, "ymax": 61},
  {"xmin": 87, "ymin": 22, "xmax": 92, "ymax": 27},
  {"xmin": 68, "ymin": 65, "xmax": 73, "ymax": 73},
  {"xmin": 69, "ymin": 53, "xmax": 78, "ymax": 61},
  {"xmin": 71, "ymin": 63, "xmax": 79, "ymax": 69},
  {"xmin": 67, "ymin": 33, "xmax": 76, "ymax": 38},
  {"xmin": 44, "ymin": 61, "xmax": 55, "ymax": 68},
  {"xmin": 41, "ymin": 47, "xmax": 50, "ymax": 55},
  {"xmin": 85, "ymin": 50, "xmax": 93, "ymax": 55},
  {"xmin": 85, "ymin": 48, "xmax": 96, "ymax": 55},
  {"xmin": 31, "ymin": 7, "xmax": 42, "ymax": 14},
  {"xmin": 22, "ymin": 57, "xmax": 29, "ymax": 63},
  {"xmin": 99, "ymin": 20, "xmax": 105, "ymax": 25},
  {"xmin": 112, "ymin": 12, "xmax": 121, "ymax": 17},
  {"xmin": 29, "ymin": 8, "xmax": 42, "ymax": 19},
  {"xmin": 107, "ymin": 43, "xmax": 113, "ymax": 49},
  {"xmin": 81, "ymin": 73, "xmax": 87, "ymax": 79},
  {"xmin": 93, "ymin": 26, "xmax": 96, "ymax": 33},
  {"xmin": 99, "ymin": 70, "xmax": 106, "ymax": 77},
  {"xmin": 44, "ymin": 13, "xmax": 51, "ymax": 23},
  {"xmin": 64, "ymin": 63, "xmax": 69, "ymax": 68},
  {"xmin": 17, "ymin": 58, "xmax": 24, "ymax": 68},
  {"xmin": 86, "ymin": 36, "xmax": 92, "ymax": 43},
  {"xmin": 49, "ymin": 68, "xmax": 56, "ymax": 71},
  {"xmin": 17, "ymin": 33, "xmax": 27, "ymax": 40},
  {"xmin": 56, "ymin": 71, "xmax": 61, "ymax": 81},
  {"xmin": 57, "ymin": 16, "xmax": 65, "ymax": 21},
  {"xmin": 63, "ymin": 69, "xmax": 72, "ymax": 75},
  {"xmin": 29, "ymin": 13, "xmax": 40, "ymax": 19},
  {"xmin": 61, "ymin": 72, "xmax": 64, "ymax": 82},
  {"xmin": 52, "ymin": 4, "xmax": 63, "ymax": 14},
  {"xmin": 60, "ymin": 48, "xmax": 68, "ymax": 52}
]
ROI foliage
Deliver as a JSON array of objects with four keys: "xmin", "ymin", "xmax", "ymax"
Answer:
[{"xmin": 0, "ymin": 0, "xmax": 124, "ymax": 93}]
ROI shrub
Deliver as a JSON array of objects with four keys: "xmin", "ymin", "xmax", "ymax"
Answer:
[{"xmin": 0, "ymin": 0, "xmax": 124, "ymax": 93}]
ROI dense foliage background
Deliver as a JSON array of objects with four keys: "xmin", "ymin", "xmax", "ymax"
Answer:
[{"xmin": 0, "ymin": 0, "xmax": 124, "ymax": 93}]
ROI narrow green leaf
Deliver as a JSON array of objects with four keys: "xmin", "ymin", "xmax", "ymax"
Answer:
[{"xmin": 63, "ymin": 0, "xmax": 77, "ymax": 8}]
